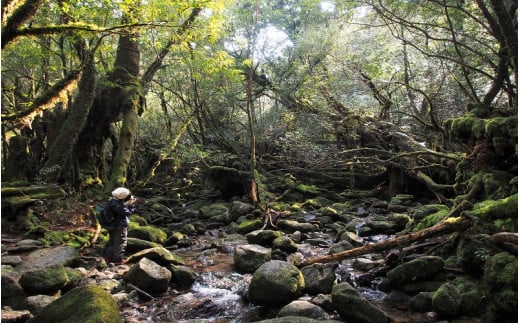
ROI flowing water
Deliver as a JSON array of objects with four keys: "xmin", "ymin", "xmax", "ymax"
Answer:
[{"xmin": 120, "ymin": 231, "xmax": 443, "ymax": 323}]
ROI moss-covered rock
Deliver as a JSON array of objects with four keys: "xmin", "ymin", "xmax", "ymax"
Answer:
[
  {"xmin": 455, "ymin": 235, "xmax": 495, "ymax": 275},
  {"xmin": 386, "ymin": 256, "xmax": 445, "ymax": 287},
  {"xmin": 126, "ymin": 246, "xmax": 184, "ymax": 267},
  {"xmin": 19, "ymin": 264, "xmax": 69, "ymax": 295},
  {"xmin": 413, "ymin": 208, "xmax": 449, "ymax": 231},
  {"xmin": 128, "ymin": 225, "xmax": 168, "ymax": 244},
  {"xmin": 471, "ymin": 194, "xmax": 518, "ymax": 220},
  {"xmin": 331, "ymin": 282, "xmax": 391, "ymax": 323},
  {"xmin": 483, "ymin": 252, "xmax": 517, "ymax": 291},
  {"xmin": 27, "ymin": 285, "xmax": 121, "ymax": 323},
  {"xmin": 248, "ymin": 260, "xmax": 305, "ymax": 306},
  {"xmin": 432, "ymin": 282, "xmax": 460, "ymax": 317},
  {"xmin": 237, "ymin": 218, "xmax": 264, "ymax": 234}
]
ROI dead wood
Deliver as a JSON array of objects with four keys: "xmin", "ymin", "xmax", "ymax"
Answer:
[
  {"xmin": 295, "ymin": 216, "xmax": 472, "ymax": 267},
  {"xmin": 489, "ymin": 232, "xmax": 518, "ymax": 245}
]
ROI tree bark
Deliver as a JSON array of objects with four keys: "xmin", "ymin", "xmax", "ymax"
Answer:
[
  {"xmin": 295, "ymin": 216, "xmax": 472, "ymax": 267},
  {"xmin": 108, "ymin": 12, "xmax": 142, "ymax": 188}
]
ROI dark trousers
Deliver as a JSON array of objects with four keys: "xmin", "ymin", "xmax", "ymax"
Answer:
[{"xmin": 103, "ymin": 225, "xmax": 128, "ymax": 261}]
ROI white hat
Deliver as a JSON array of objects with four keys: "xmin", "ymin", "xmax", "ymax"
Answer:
[{"xmin": 112, "ymin": 187, "xmax": 130, "ymax": 200}]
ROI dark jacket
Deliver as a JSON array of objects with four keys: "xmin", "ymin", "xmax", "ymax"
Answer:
[{"xmin": 108, "ymin": 198, "xmax": 134, "ymax": 227}]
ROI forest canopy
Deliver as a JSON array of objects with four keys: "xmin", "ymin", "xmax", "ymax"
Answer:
[{"xmin": 1, "ymin": 0, "xmax": 516, "ymax": 204}]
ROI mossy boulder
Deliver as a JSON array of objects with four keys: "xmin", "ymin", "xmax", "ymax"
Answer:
[
  {"xmin": 126, "ymin": 237, "xmax": 161, "ymax": 253},
  {"xmin": 248, "ymin": 260, "xmax": 305, "ymax": 306},
  {"xmin": 246, "ymin": 229, "xmax": 283, "ymax": 246},
  {"xmin": 432, "ymin": 278, "xmax": 485, "ymax": 318},
  {"xmin": 386, "ymin": 256, "xmax": 445, "ymax": 287},
  {"xmin": 331, "ymin": 282, "xmax": 391, "ymax": 323},
  {"xmin": 300, "ymin": 263, "xmax": 336, "ymax": 295},
  {"xmin": 27, "ymin": 285, "xmax": 121, "ymax": 323},
  {"xmin": 124, "ymin": 257, "xmax": 172, "ymax": 295},
  {"xmin": 199, "ymin": 203, "xmax": 229, "ymax": 220},
  {"xmin": 413, "ymin": 208, "xmax": 449, "ymax": 231},
  {"xmin": 455, "ymin": 235, "xmax": 495, "ymax": 275},
  {"xmin": 483, "ymin": 252, "xmax": 517, "ymax": 291},
  {"xmin": 471, "ymin": 194, "xmax": 518, "ymax": 220},
  {"xmin": 19, "ymin": 264, "xmax": 69, "ymax": 295},
  {"xmin": 410, "ymin": 204, "xmax": 449, "ymax": 222},
  {"xmin": 128, "ymin": 225, "xmax": 168, "ymax": 244}
]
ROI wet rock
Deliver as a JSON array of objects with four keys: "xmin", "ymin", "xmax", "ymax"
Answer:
[
  {"xmin": 365, "ymin": 219, "xmax": 400, "ymax": 234},
  {"xmin": 199, "ymin": 203, "xmax": 229, "ymax": 223},
  {"xmin": 126, "ymin": 246, "xmax": 184, "ymax": 266},
  {"xmin": 386, "ymin": 256, "xmax": 445, "ymax": 287},
  {"xmin": 301, "ymin": 263, "xmax": 336, "ymax": 295},
  {"xmin": 164, "ymin": 231, "xmax": 187, "ymax": 247},
  {"xmin": 27, "ymin": 285, "xmax": 121, "ymax": 323},
  {"xmin": 169, "ymin": 265, "xmax": 196, "ymax": 289},
  {"xmin": 278, "ymin": 300, "xmax": 331, "ymax": 320},
  {"xmin": 19, "ymin": 264, "xmax": 69, "ymax": 295},
  {"xmin": 248, "ymin": 260, "xmax": 305, "ymax": 306},
  {"xmin": 331, "ymin": 282, "xmax": 391, "ymax": 323},
  {"xmin": 431, "ymin": 281, "xmax": 460, "ymax": 317},
  {"xmin": 18, "ymin": 246, "xmax": 80, "ymax": 272},
  {"xmin": 233, "ymin": 244, "xmax": 271, "ymax": 273},
  {"xmin": 124, "ymin": 257, "xmax": 172, "ymax": 295},
  {"xmin": 246, "ymin": 229, "xmax": 282, "ymax": 246}
]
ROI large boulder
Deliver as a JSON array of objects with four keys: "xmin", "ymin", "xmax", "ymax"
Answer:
[
  {"xmin": 17, "ymin": 246, "xmax": 80, "ymax": 272},
  {"xmin": 124, "ymin": 257, "xmax": 172, "ymax": 295},
  {"xmin": 386, "ymin": 256, "xmax": 445, "ymax": 287},
  {"xmin": 1, "ymin": 266, "xmax": 27, "ymax": 310},
  {"xmin": 331, "ymin": 282, "xmax": 391, "ymax": 323},
  {"xmin": 18, "ymin": 265, "xmax": 69, "ymax": 296},
  {"xmin": 300, "ymin": 263, "xmax": 336, "ymax": 295},
  {"xmin": 27, "ymin": 285, "xmax": 121, "ymax": 323},
  {"xmin": 248, "ymin": 260, "xmax": 305, "ymax": 306},
  {"xmin": 246, "ymin": 229, "xmax": 283, "ymax": 246},
  {"xmin": 233, "ymin": 244, "xmax": 271, "ymax": 273}
]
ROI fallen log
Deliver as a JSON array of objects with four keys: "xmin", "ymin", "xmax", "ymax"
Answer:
[{"xmin": 295, "ymin": 216, "xmax": 472, "ymax": 267}]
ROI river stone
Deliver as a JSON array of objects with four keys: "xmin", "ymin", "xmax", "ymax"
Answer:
[
  {"xmin": 278, "ymin": 300, "xmax": 330, "ymax": 320},
  {"xmin": 248, "ymin": 260, "xmax": 305, "ymax": 306},
  {"xmin": 124, "ymin": 257, "xmax": 172, "ymax": 295},
  {"xmin": 126, "ymin": 246, "xmax": 184, "ymax": 266},
  {"xmin": 331, "ymin": 282, "xmax": 391, "ymax": 323},
  {"xmin": 19, "ymin": 264, "xmax": 69, "ymax": 295},
  {"xmin": 27, "ymin": 285, "xmax": 121, "ymax": 323},
  {"xmin": 301, "ymin": 263, "xmax": 336, "ymax": 294},
  {"xmin": 2, "ymin": 255, "xmax": 23, "ymax": 267},
  {"xmin": 18, "ymin": 246, "xmax": 80, "ymax": 272},
  {"xmin": 1, "ymin": 309, "xmax": 32, "ymax": 323},
  {"xmin": 230, "ymin": 200, "xmax": 255, "ymax": 219},
  {"xmin": 233, "ymin": 244, "xmax": 271, "ymax": 273},
  {"xmin": 386, "ymin": 256, "xmax": 445, "ymax": 287},
  {"xmin": 273, "ymin": 236, "xmax": 298, "ymax": 252},
  {"xmin": 169, "ymin": 265, "xmax": 196, "ymax": 288},
  {"xmin": 277, "ymin": 219, "xmax": 318, "ymax": 233},
  {"xmin": 246, "ymin": 229, "xmax": 283, "ymax": 246}
]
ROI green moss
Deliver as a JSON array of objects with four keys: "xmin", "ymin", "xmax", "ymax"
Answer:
[
  {"xmin": 128, "ymin": 225, "xmax": 167, "ymax": 244},
  {"xmin": 237, "ymin": 219, "xmax": 263, "ymax": 234},
  {"xmin": 455, "ymin": 235, "xmax": 494, "ymax": 275},
  {"xmin": 27, "ymin": 285, "xmax": 121, "ymax": 323},
  {"xmin": 294, "ymin": 183, "xmax": 321, "ymax": 195},
  {"xmin": 413, "ymin": 208, "xmax": 449, "ymax": 231},
  {"xmin": 483, "ymin": 252, "xmax": 518, "ymax": 290},
  {"xmin": 484, "ymin": 116, "xmax": 516, "ymax": 138},
  {"xmin": 303, "ymin": 196, "xmax": 331, "ymax": 208},
  {"xmin": 481, "ymin": 171, "xmax": 514, "ymax": 199},
  {"xmin": 471, "ymin": 194, "xmax": 518, "ymax": 220},
  {"xmin": 432, "ymin": 282, "xmax": 460, "ymax": 317}
]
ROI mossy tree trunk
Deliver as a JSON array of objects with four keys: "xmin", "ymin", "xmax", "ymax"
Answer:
[
  {"xmin": 107, "ymin": 11, "xmax": 142, "ymax": 189},
  {"xmin": 40, "ymin": 53, "xmax": 96, "ymax": 184}
]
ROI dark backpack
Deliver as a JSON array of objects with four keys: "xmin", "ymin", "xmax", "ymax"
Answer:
[{"xmin": 95, "ymin": 201, "xmax": 117, "ymax": 229}]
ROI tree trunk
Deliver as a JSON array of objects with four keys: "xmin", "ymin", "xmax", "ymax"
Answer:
[
  {"xmin": 41, "ymin": 55, "xmax": 96, "ymax": 183},
  {"xmin": 108, "ymin": 12, "xmax": 142, "ymax": 188}
]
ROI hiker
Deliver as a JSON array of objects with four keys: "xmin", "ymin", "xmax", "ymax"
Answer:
[{"xmin": 102, "ymin": 187, "xmax": 137, "ymax": 265}]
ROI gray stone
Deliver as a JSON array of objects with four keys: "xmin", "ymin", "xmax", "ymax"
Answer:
[
  {"xmin": 124, "ymin": 257, "xmax": 172, "ymax": 295},
  {"xmin": 301, "ymin": 263, "xmax": 336, "ymax": 294},
  {"xmin": 278, "ymin": 300, "xmax": 330, "ymax": 320},
  {"xmin": 331, "ymin": 282, "xmax": 391, "ymax": 323},
  {"xmin": 233, "ymin": 244, "xmax": 271, "ymax": 273}
]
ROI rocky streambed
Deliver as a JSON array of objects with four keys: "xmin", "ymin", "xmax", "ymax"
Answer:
[{"xmin": 2, "ymin": 193, "xmax": 511, "ymax": 322}]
